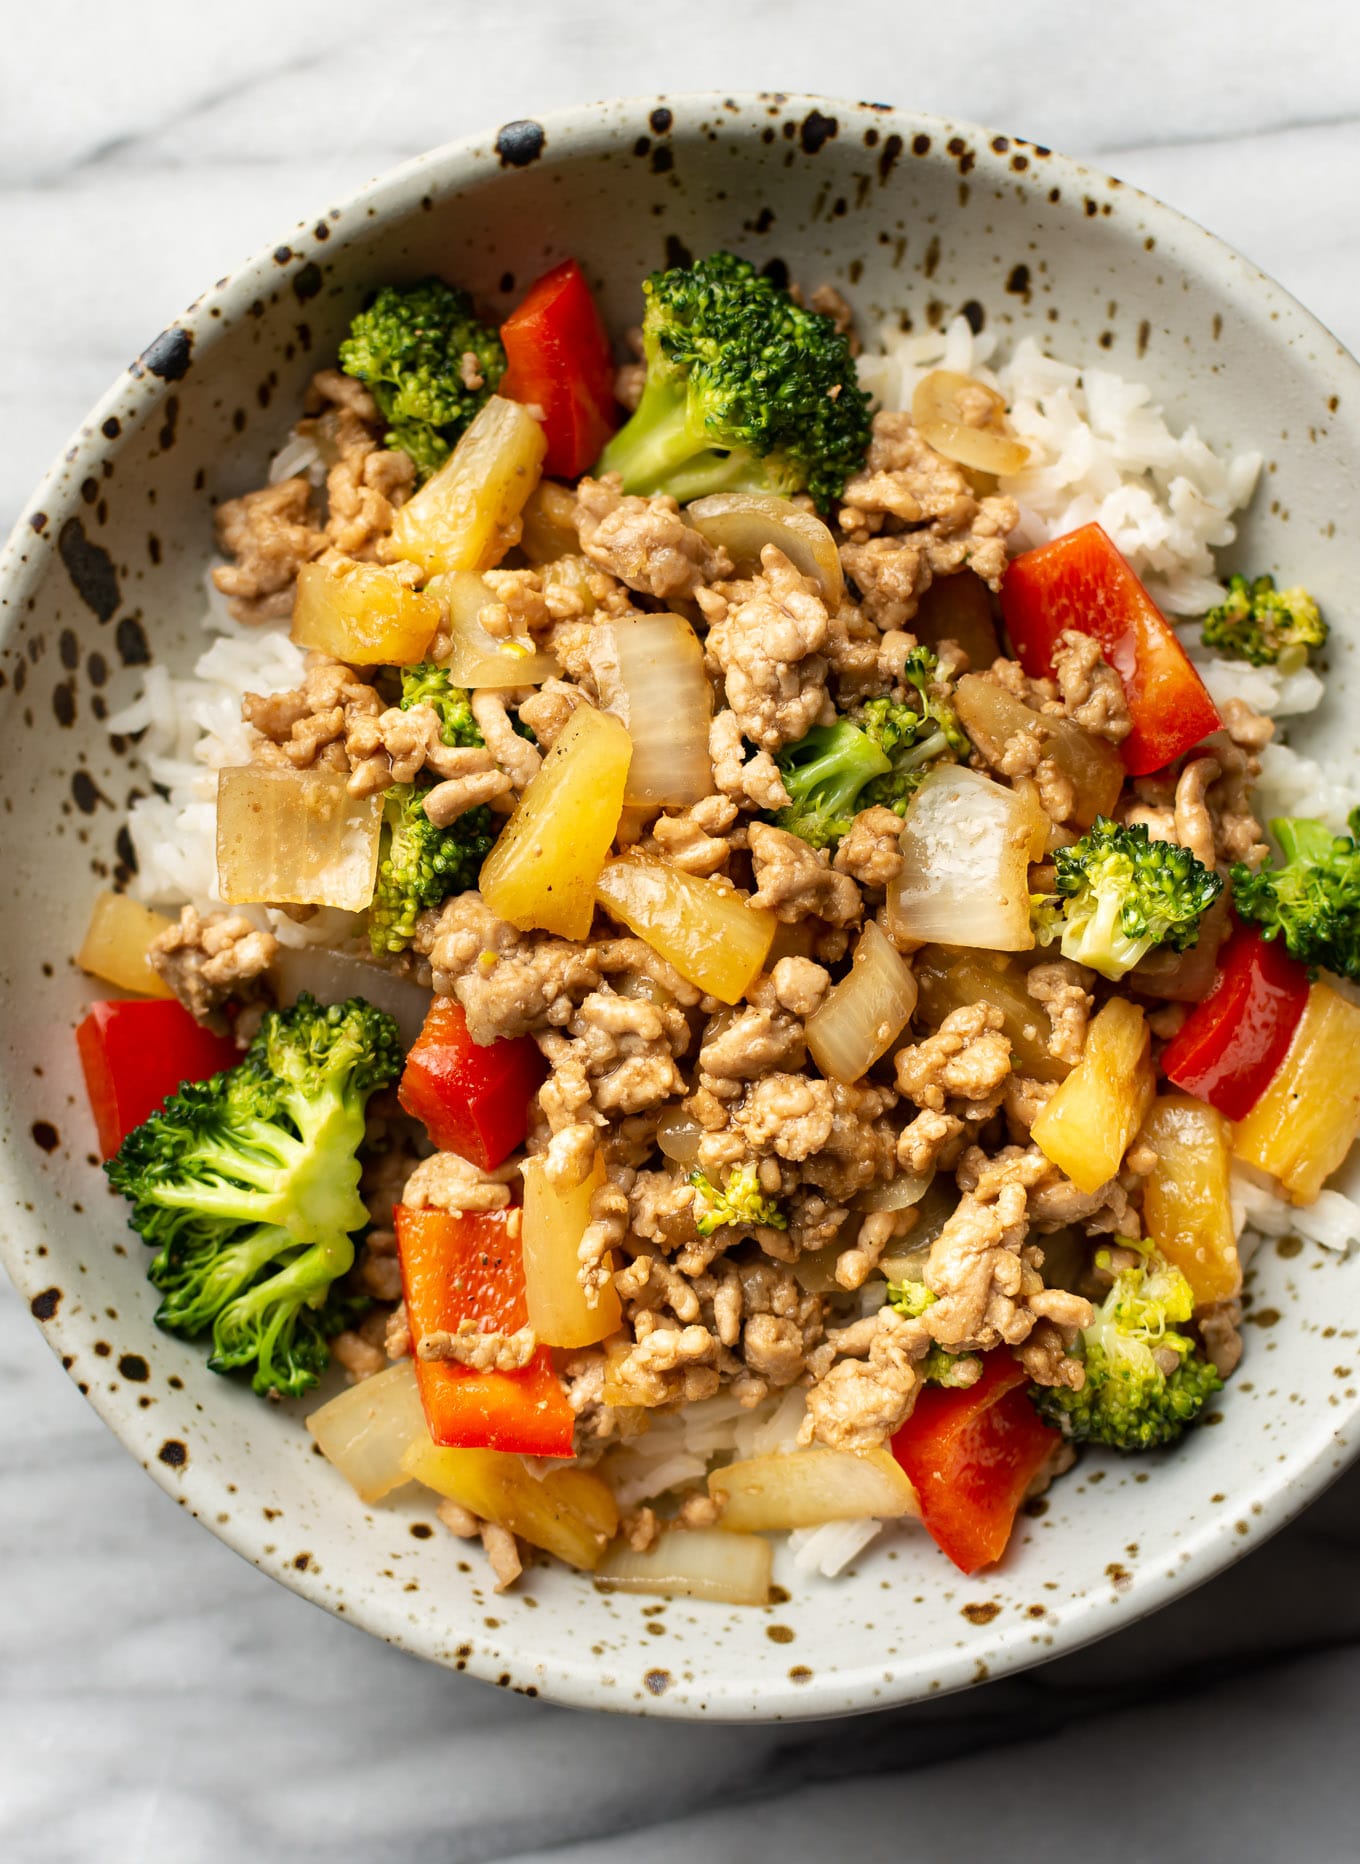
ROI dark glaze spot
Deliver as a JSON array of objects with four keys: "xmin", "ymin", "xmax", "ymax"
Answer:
[
  {"xmin": 102, "ymin": 416, "xmax": 121, "ymax": 440},
  {"xmin": 643, "ymin": 1668, "xmax": 672, "ymax": 1695},
  {"xmin": 962, "ymin": 1600, "xmax": 1001, "ymax": 1625},
  {"xmin": 71, "ymin": 772, "xmax": 108, "ymax": 815},
  {"xmin": 499, "ymin": 271, "xmax": 515, "ymax": 295},
  {"xmin": 1010, "ymin": 153, "xmax": 1029, "ymax": 172},
  {"xmin": 799, "ymin": 110, "xmax": 838, "ymax": 155},
  {"xmin": 923, "ymin": 235, "xmax": 941, "ymax": 280},
  {"xmin": 991, "ymin": 135, "xmax": 1010, "ymax": 154},
  {"xmin": 116, "ymin": 615, "xmax": 150, "ymax": 667},
  {"xmin": 292, "ymin": 263, "xmax": 322, "ymax": 304},
  {"xmin": 1276, "ymin": 1234, "xmax": 1303, "ymax": 1258},
  {"xmin": 1098, "ymin": 330, "xmax": 1114, "ymax": 350},
  {"xmin": 409, "ymin": 1522, "xmax": 433, "ymax": 1539},
  {"xmin": 118, "ymin": 1353, "xmax": 150, "ymax": 1382},
  {"xmin": 877, "ymin": 133, "xmax": 903, "ymax": 183},
  {"xmin": 495, "ymin": 119, "xmax": 546, "ymax": 168},
  {"xmin": 650, "ymin": 145, "xmax": 673, "ymax": 175},
  {"xmin": 788, "ymin": 1665, "xmax": 813, "ymax": 1684},
  {"xmin": 766, "ymin": 1623, "xmax": 795, "ymax": 1644},
  {"xmin": 29, "ymin": 510, "xmax": 47, "ymax": 533},
  {"xmin": 314, "ymin": 221, "xmax": 330, "ymax": 242},
  {"xmin": 1137, "ymin": 319, "xmax": 1151, "ymax": 358},
  {"xmin": 158, "ymin": 395, "xmax": 180, "ymax": 452},
  {"xmin": 31, "ymin": 1288, "xmax": 62, "ymax": 1320},
  {"xmin": 114, "ymin": 824, "xmax": 138, "ymax": 884},
  {"xmin": 1106, "ymin": 1562, "xmax": 1131, "ymax": 1588},
  {"xmin": 961, "ymin": 300, "xmax": 985, "ymax": 334},
  {"xmin": 158, "ymin": 1439, "xmax": 187, "ymax": 1468},
  {"xmin": 1249, "ymin": 1307, "xmax": 1282, "ymax": 1328},
  {"xmin": 292, "ymin": 1552, "xmax": 312, "ymax": 1571},
  {"xmin": 1023, "ymin": 1496, "xmax": 1050, "ymax": 1518},
  {"xmin": 52, "ymin": 680, "xmax": 76, "ymax": 728},
  {"xmin": 273, "ymin": 244, "xmax": 294, "ymax": 265},
  {"xmin": 664, "ymin": 233, "xmax": 693, "ymax": 270},
  {"xmin": 94, "ymin": 1341, "xmax": 111, "ymax": 1358},
  {"xmin": 650, "ymin": 106, "xmax": 673, "ymax": 134},
  {"xmin": 753, "ymin": 206, "xmax": 775, "ymax": 234},
  {"xmin": 633, "ymin": 135, "xmax": 651, "ymax": 157},
  {"xmin": 148, "ymin": 534, "xmax": 162, "ymax": 566},
  {"xmin": 58, "ymin": 628, "xmax": 79, "ymax": 670},
  {"xmin": 912, "ymin": 133, "xmax": 931, "ymax": 156},
  {"xmin": 761, "ymin": 256, "xmax": 790, "ymax": 291},
  {"xmin": 139, "ymin": 327, "xmax": 193, "ymax": 382},
  {"xmin": 947, "ymin": 136, "xmax": 976, "ymax": 175},
  {"xmin": 769, "ymin": 1584, "xmax": 791, "ymax": 1605},
  {"xmin": 1006, "ymin": 263, "xmax": 1031, "ymax": 299},
  {"xmin": 58, "ymin": 518, "xmax": 120, "ymax": 623}
]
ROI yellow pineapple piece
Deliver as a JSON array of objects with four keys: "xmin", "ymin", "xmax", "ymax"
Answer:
[{"xmin": 1031, "ymin": 997, "xmax": 1154, "ymax": 1194}]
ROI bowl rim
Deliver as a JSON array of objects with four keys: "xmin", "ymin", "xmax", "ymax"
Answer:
[{"xmin": 5, "ymin": 91, "xmax": 1360, "ymax": 1722}]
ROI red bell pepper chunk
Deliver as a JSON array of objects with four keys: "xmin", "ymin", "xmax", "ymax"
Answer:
[
  {"xmin": 398, "ymin": 998, "xmax": 544, "ymax": 1171},
  {"xmin": 1000, "ymin": 521, "xmax": 1221, "ymax": 776},
  {"xmin": 499, "ymin": 258, "xmax": 618, "ymax": 477},
  {"xmin": 394, "ymin": 1203, "xmax": 576, "ymax": 1457},
  {"xmin": 1161, "ymin": 923, "xmax": 1311, "ymax": 1121},
  {"xmin": 76, "ymin": 998, "xmax": 241, "ymax": 1160},
  {"xmin": 891, "ymin": 1351, "xmax": 1060, "ymax": 1575}
]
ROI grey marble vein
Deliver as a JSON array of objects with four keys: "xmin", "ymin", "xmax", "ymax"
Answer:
[{"xmin": 4, "ymin": 5, "xmax": 1360, "ymax": 1860}]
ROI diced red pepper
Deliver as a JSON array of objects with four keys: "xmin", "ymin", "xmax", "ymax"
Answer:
[
  {"xmin": 1161, "ymin": 923, "xmax": 1311, "ymax": 1121},
  {"xmin": 499, "ymin": 258, "xmax": 618, "ymax": 477},
  {"xmin": 76, "ymin": 998, "xmax": 241, "ymax": 1159},
  {"xmin": 394, "ymin": 1203, "xmax": 576, "ymax": 1457},
  {"xmin": 891, "ymin": 1351, "xmax": 1060, "ymax": 1575},
  {"xmin": 398, "ymin": 998, "xmax": 545, "ymax": 1171},
  {"xmin": 1000, "ymin": 522, "xmax": 1221, "ymax": 776}
]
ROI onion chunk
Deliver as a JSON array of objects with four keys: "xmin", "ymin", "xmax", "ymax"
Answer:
[
  {"xmin": 589, "ymin": 613, "xmax": 712, "ymax": 806},
  {"xmin": 597, "ymin": 1526, "xmax": 772, "ymax": 1605},
  {"xmin": 216, "ymin": 766, "xmax": 383, "ymax": 913},
  {"xmin": 886, "ymin": 765, "xmax": 1047, "ymax": 952},
  {"xmin": 912, "ymin": 370, "xmax": 1030, "ymax": 476},
  {"xmin": 685, "ymin": 493, "xmax": 844, "ymax": 607},
  {"xmin": 306, "ymin": 1359, "xmax": 427, "ymax": 1503},
  {"xmin": 806, "ymin": 920, "xmax": 917, "ymax": 1083}
]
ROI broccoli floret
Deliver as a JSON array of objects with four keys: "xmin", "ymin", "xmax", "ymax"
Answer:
[
  {"xmin": 885, "ymin": 1279, "xmax": 983, "ymax": 1388},
  {"xmin": 1030, "ymin": 1239, "xmax": 1223, "ymax": 1450},
  {"xmin": 1231, "ymin": 810, "xmax": 1360, "ymax": 981},
  {"xmin": 369, "ymin": 783, "xmax": 495, "ymax": 956},
  {"xmin": 596, "ymin": 250, "xmax": 871, "ymax": 509},
  {"xmin": 1033, "ymin": 816, "xmax": 1223, "ymax": 982},
  {"xmin": 338, "ymin": 279, "xmax": 505, "ymax": 480},
  {"xmin": 1201, "ymin": 573, "xmax": 1326, "ymax": 668},
  {"xmin": 106, "ymin": 996, "xmax": 401, "ymax": 1398},
  {"xmin": 400, "ymin": 661, "xmax": 483, "ymax": 748},
  {"xmin": 855, "ymin": 646, "xmax": 972, "ymax": 815},
  {"xmin": 772, "ymin": 720, "xmax": 892, "ymax": 850},
  {"xmin": 690, "ymin": 1167, "xmax": 787, "ymax": 1237}
]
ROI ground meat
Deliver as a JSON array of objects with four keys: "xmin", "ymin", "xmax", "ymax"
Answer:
[
  {"xmin": 245, "ymin": 654, "xmax": 382, "ymax": 773},
  {"xmin": 808, "ymin": 283, "xmax": 858, "ymax": 342},
  {"xmin": 471, "ymin": 689, "xmax": 542, "ymax": 792},
  {"xmin": 1003, "ymin": 1074, "xmax": 1058, "ymax": 1139},
  {"xmin": 1047, "ymin": 630, "xmax": 1132, "ymax": 743},
  {"xmin": 614, "ymin": 361, "xmax": 647, "ymax": 412},
  {"xmin": 517, "ymin": 677, "xmax": 588, "ymax": 749},
  {"xmin": 833, "ymin": 805, "xmax": 905, "ymax": 889},
  {"xmin": 769, "ymin": 955, "xmax": 831, "ymax": 1019},
  {"xmin": 620, "ymin": 1505, "xmax": 661, "ymax": 1552},
  {"xmin": 418, "ymin": 1319, "xmax": 538, "ymax": 1373},
  {"xmin": 479, "ymin": 1521, "xmax": 523, "ymax": 1593},
  {"xmin": 1026, "ymin": 959, "xmax": 1094, "ymax": 1068},
  {"xmin": 696, "ymin": 989, "xmax": 808, "ymax": 1094},
  {"xmin": 840, "ymin": 413, "xmax": 977, "ymax": 531},
  {"xmin": 709, "ymin": 710, "xmax": 791, "ymax": 811},
  {"xmin": 422, "ymin": 766, "xmax": 515, "ymax": 827},
  {"xmin": 606, "ymin": 1321, "xmax": 721, "ymax": 1408},
  {"xmin": 148, "ymin": 906, "xmax": 278, "ymax": 1028},
  {"xmin": 698, "ymin": 548, "xmax": 835, "ymax": 751},
  {"xmin": 1198, "ymin": 1297, "xmax": 1244, "ymax": 1377},
  {"xmin": 897, "ymin": 1107, "xmax": 965, "ymax": 1174},
  {"xmin": 345, "ymin": 702, "xmax": 509, "ymax": 802},
  {"xmin": 1218, "ymin": 696, "xmax": 1275, "ymax": 756},
  {"xmin": 384, "ymin": 1303, "xmax": 412, "ymax": 1360},
  {"xmin": 748, "ymin": 822, "xmax": 862, "ymax": 926},
  {"xmin": 330, "ymin": 1329, "xmax": 389, "ymax": 1383},
  {"xmin": 401, "ymin": 1151, "xmax": 515, "ymax": 1212},
  {"xmin": 800, "ymin": 1304, "xmax": 927, "ymax": 1451},
  {"xmin": 536, "ymin": 991, "xmax": 690, "ymax": 1142},
  {"xmin": 1172, "ymin": 754, "xmax": 1222, "ymax": 871},
  {"xmin": 415, "ymin": 893, "xmax": 602, "ymax": 1045},
  {"xmin": 574, "ymin": 473, "xmax": 731, "ymax": 600},
  {"xmin": 732, "ymin": 1072, "xmax": 836, "ymax": 1160},
  {"xmin": 648, "ymin": 794, "xmax": 742, "ymax": 876},
  {"xmin": 895, "ymin": 1003, "xmax": 1012, "ymax": 1111},
  {"xmin": 212, "ymin": 478, "xmax": 326, "ymax": 623}
]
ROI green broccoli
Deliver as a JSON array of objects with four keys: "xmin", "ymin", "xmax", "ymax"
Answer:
[
  {"xmin": 368, "ymin": 783, "xmax": 496, "ymax": 956},
  {"xmin": 1032, "ymin": 816, "xmax": 1224, "ymax": 982},
  {"xmin": 855, "ymin": 646, "xmax": 972, "ymax": 815},
  {"xmin": 1201, "ymin": 573, "xmax": 1326, "ymax": 669},
  {"xmin": 773, "ymin": 720, "xmax": 893, "ymax": 850},
  {"xmin": 690, "ymin": 1166, "xmax": 787, "ymax": 1237},
  {"xmin": 1231, "ymin": 810, "xmax": 1360, "ymax": 981},
  {"xmin": 1030, "ymin": 1239, "xmax": 1223, "ymax": 1450},
  {"xmin": 596, "ymin": 250, "xmax": 871, "ymax": 509},
  {"xmin": 885, "ymin": 1279, "xmax": 982, "ymax": 1388},
  {"xmin": 106, "ymin": 995, "xmax": 401, "ymax": 1399},
  {"xmin": 400, "ymin": 661, "xmax": 483, "ymax": 748},
  {"xmin": 338, "ymin": 278, "xmax": 505, "ymax": 480}
]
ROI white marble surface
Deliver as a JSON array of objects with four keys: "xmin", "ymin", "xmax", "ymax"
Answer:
[{"xmin": 4, "ymin": 4, "xmax": 1360, "ymax": 1858}]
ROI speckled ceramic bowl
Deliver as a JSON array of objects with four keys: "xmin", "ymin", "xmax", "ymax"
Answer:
[{"xmin": 4, "ymin": 95, "xmax": 1359, "ymax": 1720}]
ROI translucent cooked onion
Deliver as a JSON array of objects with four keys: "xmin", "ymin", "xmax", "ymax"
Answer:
[
  {"xmin": 589, "ymin": 614, "xmax": 712, "ymax": 806},
  {"xmin": 306, "ymin": 1359, "xmax": 426, "ymax": 1503},
  {"xmin": 216, "ymin": 766, "xmax": 383, "ymax": 913},
  {"xmin": 685, "ymin": 493, "xmax": 844, "ymax": 607},
  {"xmin": 597, "ymin": 1526, "xmax": 772, "ymax": 1606},
  {"xmin": 431, "ymin": 569, "xmax": 559, "ymax": 688},
  {"xmin": 656, "ymin": 1106, "xmax": 703, "ymax": 1166},
  {"xmin": 270, "ymin": 945, "xmax": 433, "ymax": 1050},
  {"xmin": 911, "ymin": 370, "xmax": 1030, "ymax": 476},
  {"xmin": 854, "ymin": 1169, "xmax": 933, "ymax": 1212},
  {"xmin": 886, "ymin": 765, "xmax": 1048, "ymax": 951},
  {"xmin": 806, "ymin": 920, "xmax": 918, "ymax": 1083}
]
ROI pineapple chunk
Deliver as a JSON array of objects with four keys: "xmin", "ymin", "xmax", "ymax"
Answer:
[
  {"xmin": 400, "ymin": 1440, "xmax": 617, "ymax": 1571},
  {"xmin": 1141, "ymin": 1094, "xmax": 1240, "ymax": 1304},
  {"xmin": 291, "ymin": 558, "xmax": 440, "ymax": 666},
  {"xmin": 520, "ymin": 1152, "xmax": 623, "ymax": 1348},
  {"xmin": 518, "ymin": 479, "xmax": 581, "ymax": 564},
  {"xmin": 383, "ymin": 395, "xmax": 547, "ymax": 577},
  {"xmin": 216, "ymin": 765, "xmax": 383, "ymax": 912},
  {"xmin": 1031, "ymin": 997, "xmax": 1154, "ymax": 1194},
  {"xmin": 76, "ymin": 891, "xmax": 174, "ymax": 998},
  {"xmin": 479, "ymin": 703, "xmax": 631, "ymax": 939},
  {"xmin": 1233, "ymin": 983, "xmax": 1360, "ymax": 1204},
  {"xmin": 594, "ymin": 853, "xmax": 776, "ymax": 1004},
  {"xmin": 709, "ymin": 1446, "xmax": 918, "ymax": 1531}
]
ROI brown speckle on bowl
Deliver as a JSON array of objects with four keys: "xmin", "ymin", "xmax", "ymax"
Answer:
[
  {"xmin": 30, "ymin": 1120, "xmax": 59, "ymax": 1152},
  {"xmin": 118, "ymin": 1353, "xmax": 149, "ymax": 1382},
  {"xmin": 158, "ymin": 1438, "xmax": 188, "ymax": 1469},
  {"xmin": 57, "ymin": 518, "xmax": 120, "ymax": 622},
  {"xmin": 495, "ymin": 119, "xmax": 546, "ymax": 168},
  {"xmin": 962, "ymin": 1601, "xmax": 1001, "ymax": 1626},
  {"xmin": 643, "ymin": 1668, "xmax": 672, "ymax": 1695},
  {"xmin": 136, "ymin": 327, "xmax": 194, "ymax": 382},
  {"xmin": 30, "ymin": 1286, "xmax": 62, "ymax": 1321}
]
